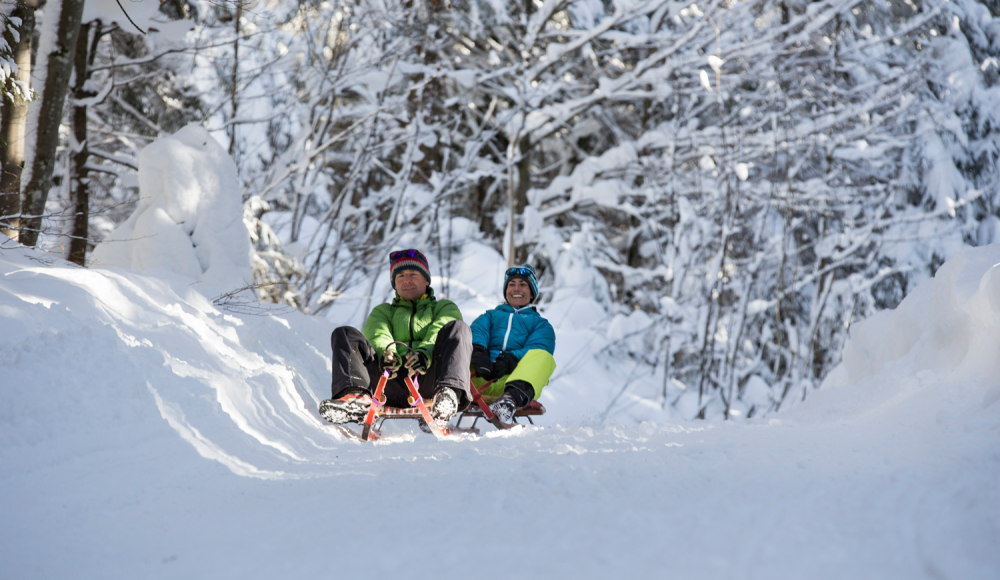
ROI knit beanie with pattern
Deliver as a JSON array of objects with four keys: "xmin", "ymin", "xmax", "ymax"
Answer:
[{"xmin": 389, "ymin": 249, "xmax": 431, "ymax": 289}]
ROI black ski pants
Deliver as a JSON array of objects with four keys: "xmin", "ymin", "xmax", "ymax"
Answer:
[{"xmin": 329, "ymin": 320, "xmax": 473, "ymax": 408}]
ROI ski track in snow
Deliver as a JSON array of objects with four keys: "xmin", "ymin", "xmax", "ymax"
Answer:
[{"xmin": 1, "ymin": 242, "xmax": 999, "ymax": 579}]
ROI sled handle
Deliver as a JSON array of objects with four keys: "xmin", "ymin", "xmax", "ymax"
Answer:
[{"xmin": 386, "ymin": 340, "xmax": 416, "ymax": 357}]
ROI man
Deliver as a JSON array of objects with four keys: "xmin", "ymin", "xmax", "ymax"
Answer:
[{"xmin": 319, "ymin": 249, "xmax": 472, "ymax": 426}]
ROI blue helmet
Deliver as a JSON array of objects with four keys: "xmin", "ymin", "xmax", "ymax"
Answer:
[{"xmin": 503, "ymin": 264, "xmax": 539, "ymax": 303}]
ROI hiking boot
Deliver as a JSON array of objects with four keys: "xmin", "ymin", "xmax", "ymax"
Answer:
[
  {"xmin": 430, "ymin": 387, "xmax": 459, "ymax": 422},
  {"xmin": 319, "ymin": 392, "xmax": 372, "ymax": 424},
  {"xmin": 488, "ymin": 393, "xmax": 518, "ymax": 426}
]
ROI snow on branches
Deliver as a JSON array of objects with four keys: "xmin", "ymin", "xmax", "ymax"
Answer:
[{"xmin": 28, "ymin": 0, "xmax": 1000, "ymax": 419}]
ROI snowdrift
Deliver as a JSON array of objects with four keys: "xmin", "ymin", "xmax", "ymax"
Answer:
[
  {"xmin": 841, "ymin": 244, "xmax": 1000, "ymax": 384},
  {"xmin": 804, "ymin": 244, "xmax": 1000, "ymax": 423},
  {"xmin": 0, "ymin": 236, "xmax": 335, "ymax": 477}
]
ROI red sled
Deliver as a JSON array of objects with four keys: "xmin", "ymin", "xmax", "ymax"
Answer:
[{"xmin": 337, "ymin": 342, "xmax": 547, "ymax": 442}]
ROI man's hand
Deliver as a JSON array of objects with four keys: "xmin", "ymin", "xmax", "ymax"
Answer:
[
  {"xmin": 381, "ymin": 349, "xmax": 402, "ymax": 380},
  {"xmin": 403, "ymin": 351, "xmax": 429, "ymax": 376},
  {"xmin": 493, "ymin": 352, "xmax": 520, "ymax": 378},
  {"xmin": 471, "ymin": 344, "xmax": 494, "ymax": 380}
]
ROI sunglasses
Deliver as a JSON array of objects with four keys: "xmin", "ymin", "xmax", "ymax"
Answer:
[
  {"xmin": 506, "ymin": 266, "xmax": 534, "ymax": 277},
  {"xmin": 390, "ymin": 249, "xmax": 422, "ymax": 261}
]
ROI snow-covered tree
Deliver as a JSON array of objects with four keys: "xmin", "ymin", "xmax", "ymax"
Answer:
[
  {"xmin": 201, "ymin": 0, "xmax": 1000, "ymax": 418},
  {"xmin": 0, "ymin": 1, "xmax": 37, "ymax": 240},
  {"xmin": 509, "ymin": 0, "xmax": 1000, "ymax": 418}
]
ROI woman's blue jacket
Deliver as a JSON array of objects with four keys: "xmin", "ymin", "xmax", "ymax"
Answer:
[{"xmin": 470, "ymin": 304, "xmax": 556, "ymax": 360}]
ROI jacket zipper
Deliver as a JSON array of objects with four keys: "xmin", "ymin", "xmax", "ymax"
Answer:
[
  {"xmin": 501, "ymin": 311, "xmax": 515, "ymax": 352},
  {"xmin": 408, "ymin": 301, "xmax": 416, "ymax": 349}
]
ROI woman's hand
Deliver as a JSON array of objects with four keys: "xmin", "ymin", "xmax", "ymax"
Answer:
[
  {"xmin": 471, "ymin": 345, "xmax": 494, "ymax": 380},
  {"xmin": 493, "ymin": 352, "xmax": 520, "ymax": 378}
]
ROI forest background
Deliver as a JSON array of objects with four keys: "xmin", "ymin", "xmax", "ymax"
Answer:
[{"xmin": 2, "ymin": 0, "xmax": 999, "ymax": 419}]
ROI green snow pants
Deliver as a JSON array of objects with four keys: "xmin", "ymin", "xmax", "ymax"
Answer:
[{"xmin": 472, "ymin": 349, "xmax": 556, "ymax": 401}]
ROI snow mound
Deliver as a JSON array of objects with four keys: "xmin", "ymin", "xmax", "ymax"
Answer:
[
  {"xmin": 798, "ymin": 244, "xmax": 1000, "ymax": 424},
  {"xmin": 90, "ymin": 125, "xmax": 253, "ymax": 294},
  {"xmin": 839, "ymin": 244, "xmax": 1000, "ymax": 385},
  {"xmin": 0, "ymin": 239, "xmax": 334, "ymax": 479}
]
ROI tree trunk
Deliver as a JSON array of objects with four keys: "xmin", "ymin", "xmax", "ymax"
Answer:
[
  {"xmin": 506, "ymin": 134, "xmax": 531, "ymax": 266},
  {"xmin": 68, "ymin": 21, "xmax": 100, "ymax": 266},
  {"xmin": 516, "ymin": 134, "xmax": 531, "ymax": 213},
  {"xmin": 228, "ymin": 0, "xmax": 242, "ymax": 157},
  {"xmin": 0, "ymin": 1, "xmax": 37, "ymax": 241},
  {"xmin": 20, "ymin": 0, "xmax": 86, "ymax": 248}
]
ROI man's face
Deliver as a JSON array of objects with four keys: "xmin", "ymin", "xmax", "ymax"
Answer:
[
  {"xmin": 505, "ymin": 278, "xmax": 532, "ymax": 307},
  {"xmin": 395, "ymin": 269, "xmax": 429, "ymax": 301}
]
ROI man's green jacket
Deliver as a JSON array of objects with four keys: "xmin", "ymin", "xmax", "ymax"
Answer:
[{"xmin": 362, "ymin": 287, "xmax": 462, "ymax": 366}]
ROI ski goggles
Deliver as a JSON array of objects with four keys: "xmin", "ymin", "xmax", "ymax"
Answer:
[
  {"xmin": 390, "ymin": 249, "xmax": 424, "ymax": 262},
  {"xmin": 505, "ymin": 266, "xmax": 534, "ymax": 277}
]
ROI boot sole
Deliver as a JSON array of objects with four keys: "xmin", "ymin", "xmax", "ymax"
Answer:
[
  {"xmin": 431, "ymin": 392, "xmax": 459, "ymax": 421},
  {"xmin": 319, "ymin": 399, "xmax": 369, "ymax": 424}
]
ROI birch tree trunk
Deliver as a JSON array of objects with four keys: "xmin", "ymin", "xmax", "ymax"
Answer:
[
  {"xmin": 0, "ymin": 0, "xmax": 37, "ymax": 240},
  {"xmin": 20, "ymin": 0, "xmax": 85, "ymax": 248}
]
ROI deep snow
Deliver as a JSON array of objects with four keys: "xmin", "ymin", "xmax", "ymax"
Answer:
[{"xmin": 2, "ymin": 127, "xmax": 999, "ymax": 578}]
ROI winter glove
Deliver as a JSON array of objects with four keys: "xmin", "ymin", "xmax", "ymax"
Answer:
[
  {"xmin": 471, "ymin": 344, "xmax": 494, "ymax": 380},
  {"xmin": 403, "ymin": 351, "xmax": 429, "ymax": 377},
  {"xmin": 492, "ymin": 352, "xmax": 520, "ymax": 378},
  {"xmin": 381, "ymin": 349, "xmax": 402, "ymax": 380}
]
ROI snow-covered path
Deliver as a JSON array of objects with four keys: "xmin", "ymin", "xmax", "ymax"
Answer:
[
  {"xmin": 2, "ymin": 241, "xmax": 999, "ymax": 579},
  {"xmin": 5, "ymin": 383, "xmax": 997, "ymax": 579}
]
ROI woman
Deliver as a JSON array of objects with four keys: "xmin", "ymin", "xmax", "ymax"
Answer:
[{"xmin": 470, "ymin": 264, "xmax": 556, "ymax": 425}]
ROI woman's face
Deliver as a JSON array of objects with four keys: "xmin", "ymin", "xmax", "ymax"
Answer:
[{"xmin": 505, "ymin": 278, "xmax": 532, "ymax": 307}]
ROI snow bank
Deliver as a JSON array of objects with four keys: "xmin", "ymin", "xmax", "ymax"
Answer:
[
  {"xmin": 792, "ymin": 244, "xmax": 1000, "ymax": 427},
  {"xmin": 90, "ymin": 125, "xmax": 253, "ymax": 294},
  {"xmin": 0, "ymin": 238, "xmax": 333, "ymax": 478},
  {"xmin": 836, "ymin": 244, "xmax": 1000, "ymax": 385}
]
